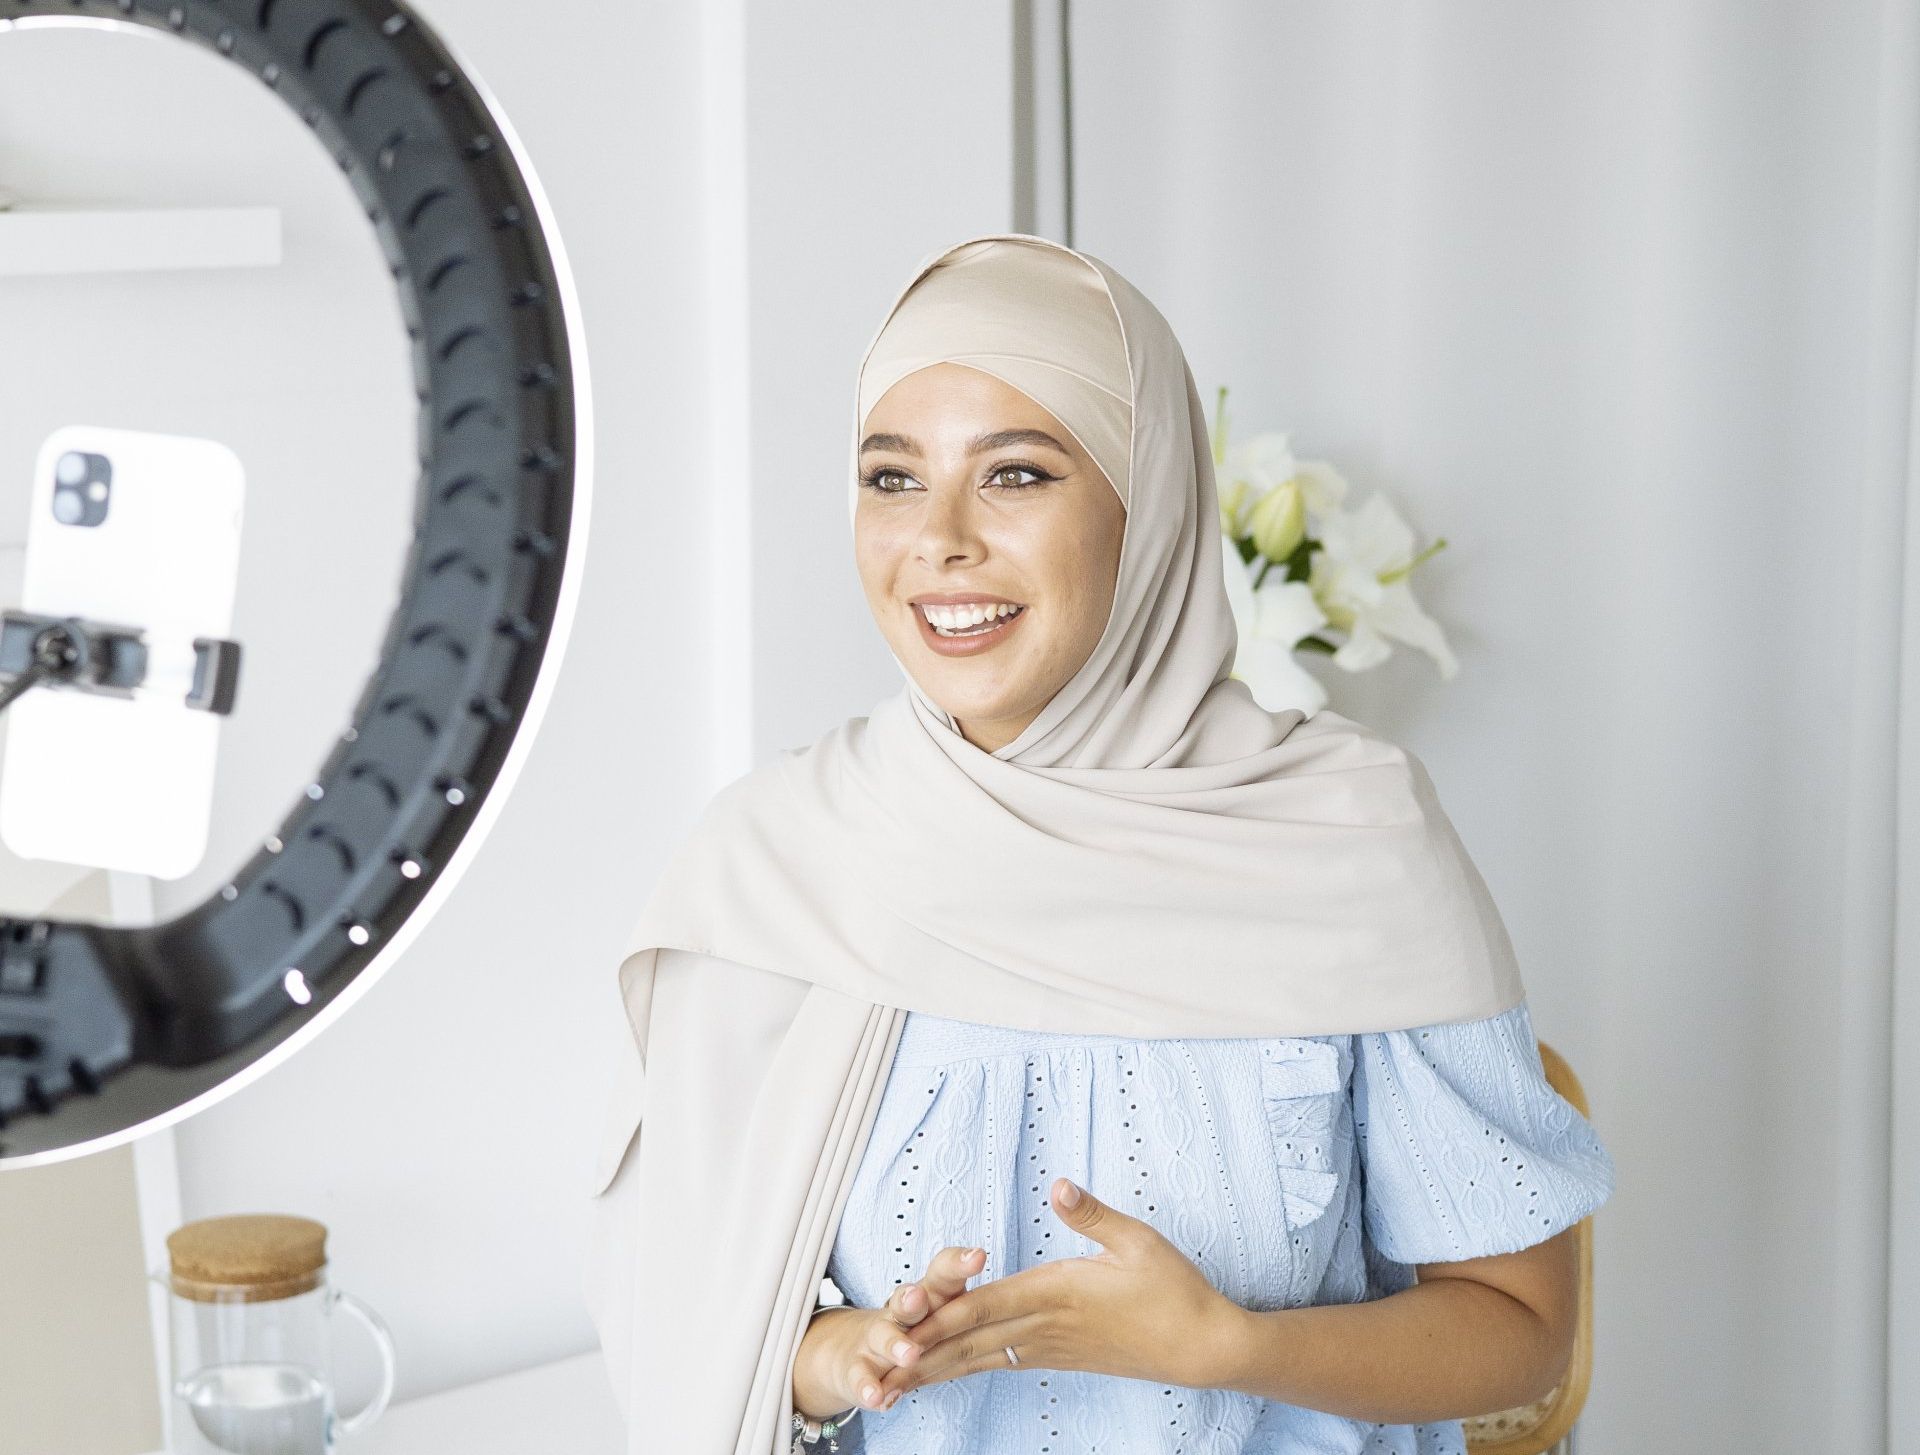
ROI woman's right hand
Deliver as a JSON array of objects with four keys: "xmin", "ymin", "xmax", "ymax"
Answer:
[{"xmin": 793, "ymin": 1245, "xmax": 988, "ymax": 1419}]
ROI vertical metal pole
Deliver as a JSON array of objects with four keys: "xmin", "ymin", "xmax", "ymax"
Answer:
[
  {"xmin": 1058, "ymin": 0, "xmax": 1074, "ymax": 248},
  {"xmin": 1011, "ymin": 0, "xmax": 1072, "ymax": 245}
]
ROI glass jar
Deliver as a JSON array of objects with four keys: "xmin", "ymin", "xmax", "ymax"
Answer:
[{"xmin": 149, "ymin": 1213, "xmax": 395, "ymax": 1455}]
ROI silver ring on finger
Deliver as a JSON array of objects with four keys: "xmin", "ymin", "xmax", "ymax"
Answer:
[{"xmin": 1004, "ymin": 1344, "xmax": 1020, "ymax": 1367}]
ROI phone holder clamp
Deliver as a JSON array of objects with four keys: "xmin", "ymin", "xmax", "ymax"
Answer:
[{"xmin": 0, "ymin": 609, "xmax": 240, "ymax": 716}]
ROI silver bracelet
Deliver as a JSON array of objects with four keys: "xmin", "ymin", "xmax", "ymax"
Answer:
[
  {"xmin": 789, "ymin": 1405, "xmax": 859, "ymax": 1452},
  {"xmin": 791, "ymin": 1304, "xmax": 864, "ymax": 1451}
]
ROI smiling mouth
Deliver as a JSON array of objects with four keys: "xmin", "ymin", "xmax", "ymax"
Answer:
[
  {"xmin": 910, "ymin": 600, "xmax": 1029, "ymax": 653},
  {"xmin": 921, "ymin": 603, "xmax": 1027, "ymax": 637}
]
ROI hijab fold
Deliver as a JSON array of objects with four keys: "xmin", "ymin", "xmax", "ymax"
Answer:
[{"xmin": 582, "ymin": 232, "xmax": 1526, "ymax": 1455}]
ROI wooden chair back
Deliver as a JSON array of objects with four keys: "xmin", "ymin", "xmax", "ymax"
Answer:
[{"xmin": 1462, "ymin": 1038, "xmax": 1598, "ymax": 1455}]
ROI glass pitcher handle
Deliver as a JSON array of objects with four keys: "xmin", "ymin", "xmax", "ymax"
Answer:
[{"xmin": 329, "ymin": 1287, "xmax": 397, "ymax": 1439}]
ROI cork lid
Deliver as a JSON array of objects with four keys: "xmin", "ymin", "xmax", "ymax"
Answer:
[{"xmin": 165, "ymin": 1214, "xmax": 328, "ymax": 1304}]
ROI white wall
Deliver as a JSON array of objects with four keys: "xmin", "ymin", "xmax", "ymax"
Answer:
[
  {"xmin": 741, "ymin": 5, "xmax": 1018, "ymax": 759},
  {"xmin": 1070, "ymin": 1, "xmax": 1906, "ymax": 1448}
]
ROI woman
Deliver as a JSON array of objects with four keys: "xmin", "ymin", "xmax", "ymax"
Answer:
[{"xmin": 581, "ymin": 233, "xmax": 1616, "ymax": 1455}]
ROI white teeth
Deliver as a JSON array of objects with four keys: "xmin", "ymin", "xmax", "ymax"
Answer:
[
  {"xmin": 919, "ymin": 601, "xmax": 1024, "ymax": 630},
  {"xmin": 913, "ymin": 602, "xmax": 1021, "ymax": 637}
]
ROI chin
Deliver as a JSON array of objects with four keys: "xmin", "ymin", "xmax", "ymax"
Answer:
[
  {"xmin": 908, "ymin": 668, "xmax": 1001, "ymax": 714},
  {"xmin": 927, "ymin": 686, "xmax": 1033, "ymax": 727}
]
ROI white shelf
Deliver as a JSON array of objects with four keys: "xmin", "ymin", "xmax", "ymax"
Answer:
[
  {"xmin": 0, "ymin": 203, "xmax": 280, "ymax": 277},
  {"xmin": 354, "ymin": 1351, "xmax": 625, "ymax": 1454}
]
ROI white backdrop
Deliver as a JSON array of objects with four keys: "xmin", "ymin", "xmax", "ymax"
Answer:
[{"xmin": 1064, "ymin": 2, "xmax": 1919, "ymax": 1449}]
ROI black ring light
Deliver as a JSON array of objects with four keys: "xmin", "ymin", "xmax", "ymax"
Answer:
[{"xmin": 0, "ymin": 0, "xmax": 590, "ymax": 1161}]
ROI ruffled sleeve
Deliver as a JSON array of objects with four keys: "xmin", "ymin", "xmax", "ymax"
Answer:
[{"xmin": 1351, "ymin": 998, "xmax": 1615, "ymax": 1265}]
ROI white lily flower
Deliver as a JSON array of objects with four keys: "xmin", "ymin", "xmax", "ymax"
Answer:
[
  {"xmin": 1308, "ymin": 493, "xmax": 1457, "ymax": 678},
  {"xmin": 1220, "ymin": 534, "xmax": 1330, "ymax": 713},
  {"xmin": 1216, "ymin": 431, "xmax": 1296, "ymax": 539},
  {"xmin": 1333, "ymin": 578, "xmax": 1458, "ymax": 677},
  {"xmin": 1291, "ymin": 459, "xmax": 1351, "ymax": 527}
]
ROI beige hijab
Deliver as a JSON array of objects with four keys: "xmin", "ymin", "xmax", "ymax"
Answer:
[{"xmin": 581, "ymin": 232, "xmax": 1526, "ymax": 1454}]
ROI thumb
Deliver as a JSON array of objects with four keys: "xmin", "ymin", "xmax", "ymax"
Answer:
[{"xmin": 1048, "ymin": 1176, "xmax": 1128, "ymax": 1245}]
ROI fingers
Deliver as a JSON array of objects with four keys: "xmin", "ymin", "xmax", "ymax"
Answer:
[
  {"xmin": 848, "ymin": 1248, "xmax": 986, "ymax": 1415},
  {"xmin": 845, "ymin": 1293, "xmax": 922, "ymax": 1414},
  {"xmin": 883, "ymin": 1279, "xmax": 929, "ymax": 1326},
  {"xmin": 884, "ymin": 1278, "xmax": 942, "ymax": 1343},
  {"xmin": 844, "ymin": 1348, "xmax": 894, "ymax": 1412},
  {"xmin": 924, "ymin": 1244, "xmax": 986, "ymax": 1297},
  {"xmin": 801, "ymin": 1308, "xmax": 895, "ymax": 1415},
  {"xmin": 878, "ymin": 1310, "xmax": 1048, "ymax": 1400},
  {"xmin": 878, "ymin": 1247, "xmax": 985, "ymax": 1343},
  {"xmin": 868, "ymin": 1284, "xmax": 928, "ymax": 1371},
  {"xmin": 889, "ymin": 1248, "xmax": 985, "ymax": 1356},
  {"xmin": 815, "ymin": 1271, "xmax": 986, "ymax": 1421}
]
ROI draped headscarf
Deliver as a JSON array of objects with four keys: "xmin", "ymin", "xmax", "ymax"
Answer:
[{"xmin": 581, "ymin": 232, "xmax": 1526, "ymax": 1455}]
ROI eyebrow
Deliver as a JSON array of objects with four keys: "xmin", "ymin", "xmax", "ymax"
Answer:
[{"xmin": 858, "ymin": 427, "xmax": 1072, "ymax": 457}]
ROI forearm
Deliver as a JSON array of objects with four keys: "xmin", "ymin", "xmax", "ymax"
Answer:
[{"xmin": 1202, "ymin": 1277, "xmax": 1561, "ymax": 1425}]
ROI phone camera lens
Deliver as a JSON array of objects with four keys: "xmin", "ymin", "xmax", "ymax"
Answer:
[
  {"xmin": 55, "ymin": 451, "xmax": 87, "ymax": 486},
  {"xmin": 51, "ymin": 490, "xmax": 83, "ymax": 525}
]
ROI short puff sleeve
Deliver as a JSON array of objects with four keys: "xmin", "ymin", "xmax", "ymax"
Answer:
[{"xmin": 1351, "ymin": 998, "xmax": 1615, "ymax": 1265}]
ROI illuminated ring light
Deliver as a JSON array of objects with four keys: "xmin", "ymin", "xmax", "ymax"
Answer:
[{"xmin": 0, "ymin": 0, "xmax": 591, "ymax": 1162}]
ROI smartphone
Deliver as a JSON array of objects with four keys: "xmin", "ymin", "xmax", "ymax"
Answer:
[{"xmin": 0, "ymin": 424, "xmax": 245, "ymax": 880}]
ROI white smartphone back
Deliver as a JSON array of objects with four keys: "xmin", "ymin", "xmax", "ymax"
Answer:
[{"xmin": 1, "ymin": 423, "xmax": 245, "ymax": 880}]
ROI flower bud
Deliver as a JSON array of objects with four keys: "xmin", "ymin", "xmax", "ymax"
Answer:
[{"xmin": 1248, "ymin": 477, "xmax": 1306, "ymax": 562}]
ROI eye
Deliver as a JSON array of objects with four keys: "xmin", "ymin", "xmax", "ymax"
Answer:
[
  {"xmin": 987, "ymin": 461, "xmax": 1057, "ymax": 490},
  {"xmin": 858, "ymin": 467, "xmax": 916, "ymax": 495}
]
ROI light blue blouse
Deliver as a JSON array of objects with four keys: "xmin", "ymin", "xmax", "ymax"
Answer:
[{"xmin": 823, "ymin": 998, "xmax": 1615, "ymax": 1454}]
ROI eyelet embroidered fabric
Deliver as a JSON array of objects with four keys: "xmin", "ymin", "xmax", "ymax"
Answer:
[{"xmin": 825, "ymin": 997, "xmax": 1615, "ymax": 1455}]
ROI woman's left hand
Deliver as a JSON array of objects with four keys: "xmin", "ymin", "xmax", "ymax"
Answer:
[{"xmin": 872, "ymin": 1177, "xmax": 1245, "ymax": 1405}]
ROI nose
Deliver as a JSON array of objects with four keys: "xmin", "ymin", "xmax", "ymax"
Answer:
[{"xmin": 912, "ymin": 479, "xmax": 984, "ymax": 567}]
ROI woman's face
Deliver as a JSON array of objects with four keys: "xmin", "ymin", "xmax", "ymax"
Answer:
[{"xmin": 855, "ymin": 362, "xmax": 1128, "ymax": 754}]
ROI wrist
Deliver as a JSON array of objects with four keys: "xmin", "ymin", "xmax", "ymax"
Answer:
[
  {"xmin": 1186, "ymin": 1295, "xmax": 1261, "ymax": 1392},
  {"xmin": 793, "ymin": 1305, "xmax": 865, "ymax": 1421}
]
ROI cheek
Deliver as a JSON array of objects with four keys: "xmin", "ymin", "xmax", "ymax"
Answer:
[
  {"xmin": 1055, "ymin": 543, "xmax": 1121, "ymax": 663},
  {"xmin": 853, "ymin": 523, "xmax": 905, "ymax": 597},
  {"xmin": 1035, "ymin": 526, "xmax": 1113, "ymax": 626}
]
